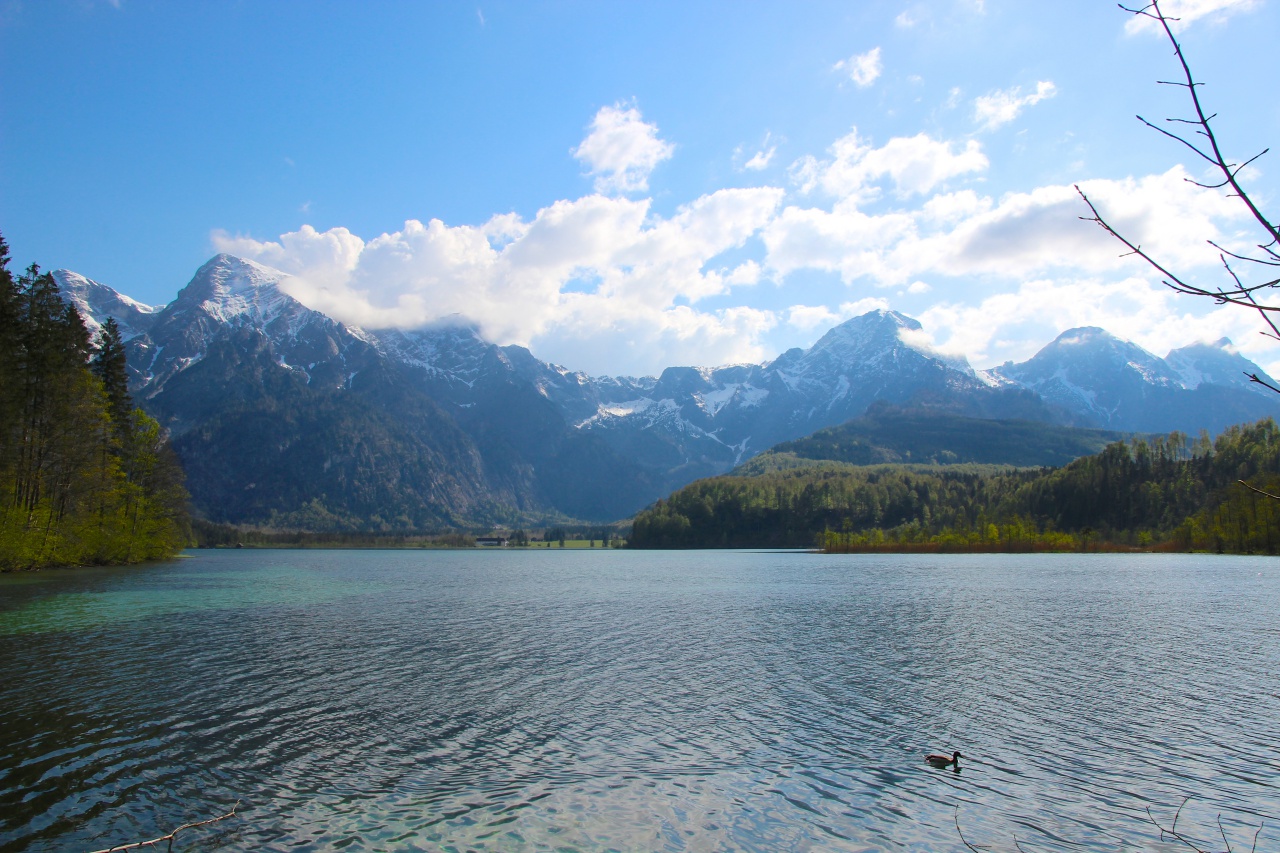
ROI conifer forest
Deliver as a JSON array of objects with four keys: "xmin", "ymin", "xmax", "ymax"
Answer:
[{"xmin": 0, "ymin": 234, "xmax": 188, "ymax": 570}]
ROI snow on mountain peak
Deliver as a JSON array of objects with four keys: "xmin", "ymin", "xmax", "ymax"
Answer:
[
  {"xmin": 1166, "ymin": 336, "xmax": 1275, "ymax": 393},
  {"xmin": 1002, "ymin": 326, "xmax": 1176, "ymax": 387},
  {"xmin": 178, "ymin": 254, "xmax": 300, "ymax": 325},
  {"xmin": 51, "ymin": 269, "xmax": 159, "ymax": 340},
  {"xmin": 798, "ymin": 309, "xmax": 974, "ymax": 377}
]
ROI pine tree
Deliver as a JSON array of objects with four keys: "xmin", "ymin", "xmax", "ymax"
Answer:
[
  {"xmin": 92, "ymin": 317, "xmax": 133, "ymax": 435},
  {"xmin": 0, "ymin": 231, "xmax": 189, "ymax": 569}
]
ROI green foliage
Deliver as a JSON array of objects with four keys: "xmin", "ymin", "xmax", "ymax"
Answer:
[
  {"xmin": 189, "ymin": 519, "xmax": 477, "ymax": 549},
  {"xmin": 761, "ymin": 404, "xmax": 1126, "ymax": 469},
  {"xmin": 630, "ymin": 421, "xmax": 1280, "ymax": 552},
  {"xmin": 0, "ymin": 233, "xmax": 189, "ymax": 570}
]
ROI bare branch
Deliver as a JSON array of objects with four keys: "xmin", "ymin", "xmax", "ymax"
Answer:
[
  {"xmin": 1206, "ymin": 241, "xmax": 1280, "ymax": 269},
  {"xmin": 1148, "ymin": 0, "xmax": 1280, "ymax": 245},
  {"xmin": 1147, "ymin": 796, "xmax": 1214, "ymax": 852},
  {"xmin": 86, "ymin": 801, "xmax": 240, "ymax": 853},
  {"xmin": 1137, "ymin": 115, "xmax": 1215, "ymax": 165},
  {"xmin": 954, "ymin": 806, "xmax": 990, "ymax": 852},
  {"xmin": 1083, "ymin": 0, "xmax": 1280, "ymax": 370},
  {"xmin": 1237, "ymin": 479, "xmax": 1280, "ymax": 501}
]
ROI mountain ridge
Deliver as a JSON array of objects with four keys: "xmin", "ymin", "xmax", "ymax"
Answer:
[{"xmin": 51, "ymin": 254, "xmax": 1280, "ymax": 526}]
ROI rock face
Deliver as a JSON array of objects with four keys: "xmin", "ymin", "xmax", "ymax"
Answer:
[{"xmin": 53, "ymin": 256, "xmax": 1280, "ymax": 527}]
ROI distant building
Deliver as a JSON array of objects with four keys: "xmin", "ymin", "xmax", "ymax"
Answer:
[{"xmin": 475, "ymin": 536, "xmax": 508, "ymax": 547}]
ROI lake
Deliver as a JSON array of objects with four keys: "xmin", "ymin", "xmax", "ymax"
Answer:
[{"xmin": 0, "ymin": 549, "xmax": 1277, "ymax": 852}]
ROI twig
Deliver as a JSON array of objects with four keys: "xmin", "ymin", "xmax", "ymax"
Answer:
[
  {"xmin": 1081, "ymin": 0, "xmax": 1280, "ymax": 370},
  {"xmin": 1237, "ymin": 479, "xmax": 1280, "ymax": 501},
  {"xmin": 954, "ymin": 805, "xmax": 990, "ymax": 852},
  {"xmin": 86, "ymin": 800, "xmax": 240, "ymax": 853}
]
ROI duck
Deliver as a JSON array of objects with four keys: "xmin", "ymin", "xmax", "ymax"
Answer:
[{"xmin": 925, "ymin": 750, "xmax": 961, "ymax": 769}]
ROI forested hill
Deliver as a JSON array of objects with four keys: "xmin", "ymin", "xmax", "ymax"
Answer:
[
  {"xmin": 747, "ymin": 404, "xmax": 1126, "ymax": 469},
  {"xmin": 0, "ymin": 234, "xmax": 189, "ymax": 570},
  {"xmin": 630, "ymin": 419, "xmax": 1280, "ymax": 552}
]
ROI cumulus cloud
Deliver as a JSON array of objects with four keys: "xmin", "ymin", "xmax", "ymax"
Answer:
[
  {"xmin": 764, "ymin": 164, "xmax": 1238, "ymax": 287},
  {"xmin": 790, "ymin": 127, "xmax": 988, "ymax": 201},
  {"xmin": 214, "ymin": 187, "xmax": 784, "ymax": 376},
  {"xmin": 973, "ymin": 81, "xmax": 1057, "ymax": 131},
  {"xmin": 918, "ymin": 275, "xmax": 1270, "ymax": 369},
  {"xmin": 572, "ymin": 103, "xmax": 674, "ymax": 194},
  {"xmin": 210, "ymin": 101, "xmax": 1262, "ymax": 378},
  {"xmin": 833, "ymin": 47, "xmax": 883, "ymax": 87},
  {"xmin": 787, "ymin": 298, "xmax": 891, "ymax": 333},
  {"xmin": 744, "ymin": 148, "xmax": 775, "ymax": 170},
  {"xmin": 736, "ymin": 132, "xmax": 778, "ymax": 172},
  {"xmin": 1124, "ymin": 0, "xmax": 1259, "ymax": 33}
]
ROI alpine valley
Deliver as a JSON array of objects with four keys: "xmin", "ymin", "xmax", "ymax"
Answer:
[{"xmin": 54, "ymin": 254, "xmax": 1280, "ymax": 529}]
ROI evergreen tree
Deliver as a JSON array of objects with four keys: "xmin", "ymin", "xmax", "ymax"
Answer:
[
  {"xmin": 0, "ymin": 231, "xmax": 189, "ymax": 569},
  {"xmin": 92, "ymin": 317, "xmax": 133, "ymax": 436}
]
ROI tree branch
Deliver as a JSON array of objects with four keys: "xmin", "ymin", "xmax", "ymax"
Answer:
[
  {"xmin": 1081, "ymin": 0, "xmax": 1280, "ymax": 372},
  {"xmin": 1237, "ymin": 479, "xmax": 1280, "ymax": 501},
  {"xmin": 954, "ymin": 806, "xmax": 990, "ymax": 852},
  {"xmin": 86, "ymin": 801, "xmax": 240, "ymax": 853}
]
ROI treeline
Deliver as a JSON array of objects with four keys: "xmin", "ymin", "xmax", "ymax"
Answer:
[
  {"xmin": 0, "ymin": 234, "xmax": 188, "ymax": 570},
  {"xmin": 190, "ymin": 520, "xmax": 628, "ymax": 549},
  {"xmin": 629, "ymin": 421, "xmax": 1280, "ymax": 553},
  {"xmin": 191, "ymin": 519, "xmax": 476, "ymax": 549}
]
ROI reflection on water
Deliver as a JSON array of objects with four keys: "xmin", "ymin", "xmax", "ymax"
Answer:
[{"xmin": 0, "ymin": 550, "xmax": 1277, "ymax": 852}]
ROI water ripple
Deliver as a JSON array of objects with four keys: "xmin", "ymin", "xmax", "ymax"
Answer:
[{"xmin": 1, "ymin": 550, "xmax": 1277, "ymax": 851}]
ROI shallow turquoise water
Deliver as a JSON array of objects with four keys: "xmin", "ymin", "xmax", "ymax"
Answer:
[{"xmin": 1, "ymin": 549, "xmax": 1277, "ymax": 851}]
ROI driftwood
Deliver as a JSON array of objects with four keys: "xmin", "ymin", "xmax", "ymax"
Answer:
[{"xmin": 86, "ymin": 800, "xmax": 240, "ymax": 853}]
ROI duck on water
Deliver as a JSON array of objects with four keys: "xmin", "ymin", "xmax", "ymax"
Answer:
[{"xmin": 925, "ymin": 751, "xmax": 961, "ymax": 769}]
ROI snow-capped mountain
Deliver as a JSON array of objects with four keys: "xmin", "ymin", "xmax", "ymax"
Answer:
[
  {"xmin": 992, "ymin": 327, "xmax": 1280, "ymax": 433},
  {"xmin": 1166, "ymin": 337, "xmax": 1276, "ymax": 395},
  {"xmin": 574, "ymin": 309, "xmax": 1055, "ymax": 475},
  {"xmin": 52, "ymin": 270, "xmax": 160, "ymax": 340},
  {"xmin": 122, "ymin": 254, "xmax": 375, "ymax": 396},
  {"xmin": 55, "ymin": 254, "xmax": 1280, "ymax": 525}
]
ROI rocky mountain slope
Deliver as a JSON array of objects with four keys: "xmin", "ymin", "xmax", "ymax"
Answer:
[{"xmin": 53, "ymin": 255, "xmax": 1280, "ymax": 527}]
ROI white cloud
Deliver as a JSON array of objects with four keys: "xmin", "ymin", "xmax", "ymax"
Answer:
[
  {"xmin": 572, "ymin": 103, "xmax": 674, "ymax": 195},
  {"xmin": 918, "ymin": 275, "xmax": 1271, "ymax": 369},
  {"xmin": 791, "ymin": 127, "xmax": 988, "ymax": 201},
  {"xmin": 765, "ymin": 165, "xmax": 1242, "ymax": 287},
  {"xmin": 894, "ymin": 10, "xmax": 919, "ymax": 28},
  {"xmin": 214, "ymin": 187, "xmax": 784, "ymax": 376},
  {"xmin": 787, "ymin": 304, "xmax": 842, "ymax": 331},
  {"xmin": 973, "ymin": 81, "xmax": 1057, "ymax": 131},
  {"xmin": 786, "ymin": 298, "xmax": 891, "ymax": 334},
  {"xmin": 833, "ymin": 47, "xmax": 883, "ymax": 88},
  {"xmin": 1124, "ymin": 0, "xmax": 1259, "ymax": 34},
  {"xmin": 210, "ymin": 103, "xmax": 1266, "ymax": 379},
  {"xmin": 738, "ymin": 132, "xmax": 777, "ymax": 172},
  {"xmin": 744, "ymin": 147, "xmax": 776, "ymax": 171}
]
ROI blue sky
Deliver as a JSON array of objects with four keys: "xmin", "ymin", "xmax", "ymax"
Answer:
[{"xmin": 3, "ymin": 0, "xmax": 1278, "ymax": 376}]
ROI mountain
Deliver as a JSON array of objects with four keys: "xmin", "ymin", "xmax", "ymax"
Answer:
[
  {"xmin": 573, "ymin": 309, "xmax": 1057, "ymax": 483},
  {"xmin": 53, "ymin": 270, "xmax": 160, "ymax": 340},
  {"xmin": 744, "ymin": 403, "xmax": 1128, "ymax": 471},
  {"xmin": 53, "ymin": 255, "xmax": 1280, "ymax": 527},
  {"xmin": 990, "ymin": 327, "xmax": 1280, "ymax": 434}
]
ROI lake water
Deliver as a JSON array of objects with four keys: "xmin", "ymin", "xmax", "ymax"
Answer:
[{"xmin": 0, "ymin": 550, "xmax": 1277, "ymax": 852}]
